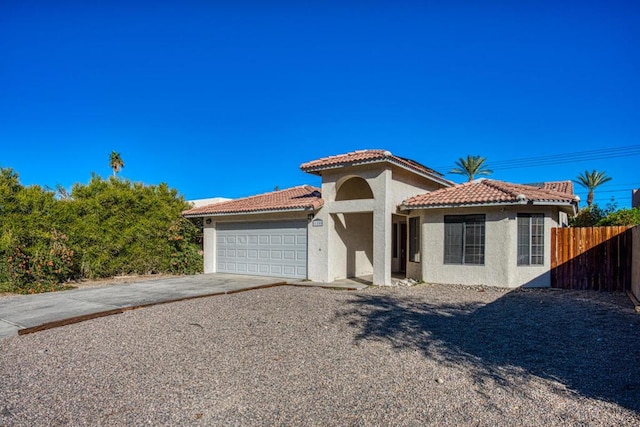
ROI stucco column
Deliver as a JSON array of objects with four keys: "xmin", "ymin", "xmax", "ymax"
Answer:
[
  {"xmin": 203, "ymin": 221, "xmax": 216, "ymax": 273},
  {"xmin": 372, "ymin": 169, "xmax": 393, "ymax": 286},
  {"xmin": 307, "ymin": 209, "xmax": 331, "ymax": 282}
]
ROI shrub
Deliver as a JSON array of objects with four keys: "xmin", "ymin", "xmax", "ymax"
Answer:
[
  {"xmin": 168, "ymin": 218, "xmax": 203, "ymax": 275},
  {"xmin": 6, "ymin": 231, "xmax": 74, "ymax": 294},
  {"xmin": 597, "ymin": 207, "xmax": 640, "ymax": 226},
  {"xmin": 0, "ymin": 168, "xmax": 203, "ymax": 293},
  {"xmin": 569, "ymin": 203, "xmax": 616, "ymax": 227}
]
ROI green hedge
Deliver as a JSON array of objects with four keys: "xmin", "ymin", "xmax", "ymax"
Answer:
[{"xmin": 0, "ymin": 169, "xmax": 202, "ymax": 294}]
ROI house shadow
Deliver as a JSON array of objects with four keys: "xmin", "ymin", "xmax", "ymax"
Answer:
[{"xmin": 336, "ymin": 287, "xmax": 640, "ymax": 412}]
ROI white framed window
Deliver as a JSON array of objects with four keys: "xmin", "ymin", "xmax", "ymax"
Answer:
[
  {"xmin": 444, "ymin": 215, "xmax": 485, "ymax": 265},
  {"xmin": 517, "ymin": 214, "xmax": 544, "ymax": 265}
]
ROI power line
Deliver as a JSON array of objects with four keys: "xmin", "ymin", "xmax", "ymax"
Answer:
[
  {"xmin": 433, "ymin": 144, "xmax": 640, "ymax": 173},
  {"xmin": 490, "ymin": 145, "xmax": 640, "ymax": 169}
]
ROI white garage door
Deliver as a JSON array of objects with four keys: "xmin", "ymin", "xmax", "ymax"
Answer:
[{"xmin": 216, "ymin": 220, "xmax": 308, "ymax": 279}]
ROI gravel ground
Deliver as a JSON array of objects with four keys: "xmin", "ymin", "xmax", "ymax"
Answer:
[{"xmin": 1, "ymin": 283, "xmax": 639, "ymax": 426}]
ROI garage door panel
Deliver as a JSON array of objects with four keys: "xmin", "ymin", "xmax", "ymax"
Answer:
[
  {"xmin": 217, "ymin": 220, "xmax": 307, "ymax": 279},
  {"xmin": 270, "ymin": 235, "xmax": 282, "ymax": 245},
  {"xmin": 270, "ymin": 265, "xmax": 282, "ymax": 275}
]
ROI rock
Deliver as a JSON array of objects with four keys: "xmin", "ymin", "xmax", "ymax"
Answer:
[{"xmin": 391, "ymin": 278, "xmax": 420, "ymax": 287}]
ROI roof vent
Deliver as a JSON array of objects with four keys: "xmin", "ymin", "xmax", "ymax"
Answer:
[{"xmin": 516, "ymin": 194, "xmax": 527, "ymax": 202}]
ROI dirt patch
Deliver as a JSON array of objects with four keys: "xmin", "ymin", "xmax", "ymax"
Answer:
[
  {"xmin": 0, "ymin": 274, "xmax": 181, "ymax": 299},
  {"xmin": 69, "ymin": 273, "xmax": 181, "ymax": 289}
]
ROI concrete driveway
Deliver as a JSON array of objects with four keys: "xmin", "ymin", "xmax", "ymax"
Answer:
[
  {"xmin": 0, "ymin": 273, "xmax": 291, "ymax": 339},
  {"xmin": 0, "ymin": 273, "xmax": 369, "ymax": 339}
]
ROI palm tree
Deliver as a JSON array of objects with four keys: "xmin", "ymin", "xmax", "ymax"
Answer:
[
  {"xmin": 109, "ymin": 151, "xmax": 124, "ymax": 177},
  {"xmin": 574, "ymin": 170, "xmax": 612, "ymax": 207},
  {"xmin": 450, "ymin": 155, "xmax": 493, "ymax": 182}
]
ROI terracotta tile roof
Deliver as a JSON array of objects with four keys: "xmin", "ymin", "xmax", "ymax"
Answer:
[
  {"xmin": 530, "ymin": 181, "xmax": 574, "ymax": 195},
  {"xmin": 300, "ymin": 149, "xmax": 453, "ymax": 185},
  {"xmin": 182, "ymin": 185, "xmax": 323, "ymax": 217},
  {"xmin": 403, "ymin": 179, "xmax": 578, "ymax": 209}
]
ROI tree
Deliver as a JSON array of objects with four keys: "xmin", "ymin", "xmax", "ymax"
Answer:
[
  {"xmin": 109, "ymin": 151, "xmax": 124, "ymax": 177},
  {"xmin": 573, "ymin": 170, "xmax": 612, "ymax": 207},
  {"xmin": 597, "ymin": 207, "xmax": 640, "ymax": 226},
  {"xmin": 450, "ymin": 155, "xmax": 493, "ymax": 182}
]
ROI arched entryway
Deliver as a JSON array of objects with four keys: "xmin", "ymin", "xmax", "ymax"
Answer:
[{"xmin": 332, "ymin": 176, "xmax": 375, "ymax": 280}]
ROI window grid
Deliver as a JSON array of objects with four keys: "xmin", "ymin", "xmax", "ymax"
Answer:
[
  {"xmin": 517, "ymin": 214, "xmax": 544, "ymax": 265},
  {"xmin": 444, "ymin": 215, "xmax": 485, "ymax": 265}
]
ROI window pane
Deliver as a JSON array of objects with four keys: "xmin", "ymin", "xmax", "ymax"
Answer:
[
  {"xmin": 464, "ymin": 217, "xmax": 485, "ymax": 265},
  {"xmin": 517, "ymin": 216, "xmax": 531, "ymax": 265},
  {"xmin": 517, "ymin": 214, "xmax": 544, "ymax": 266},
  {"xmin": 531, "ymin": 215, "xmax": 544, "ymax": 265},
  {"xmin": 409, "ymin": 217, "xmax": 420, "ymax": 262},
  {"xmin": 444, "ymin": 215, "xmax": 484, "ymax": 265},
  {"xmin": 444, "ymin": 220, "xmax": 463, "ymax": 264}
]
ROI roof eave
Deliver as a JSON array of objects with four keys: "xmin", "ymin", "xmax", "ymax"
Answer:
[
  {"xmin": 302, "ymin": 158, "xmax": 453, "ymax": 187},
  {"xmin": 400, "ymin": 200, "xmax": 576, "ymax": 211},
  {"xmin": 182, "ymin": 205, "xmax": 321, "ymax": 218}
]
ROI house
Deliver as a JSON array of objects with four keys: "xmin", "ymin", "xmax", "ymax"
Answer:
[{"xmin": 182, "ymin": 149, "xmax": 579, "ymax": 288}]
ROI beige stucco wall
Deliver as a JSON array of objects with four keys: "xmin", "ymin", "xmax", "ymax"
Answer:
[
  {"xmin": 331, "ymin": 212, "xmax": 374, "ymax": 278},
  {"xmin": 202, "ymin": 211, "xmax": 311, "ymax": 274},
  {"xmin": 632, "ymin": 225, "xmax": 640, "ymax": 301},
  {"xmin": 413, "ymin": 205, "xmax": 563, "ymax": 288},
  {"xmin": 390, "ymin": 167, "xmax": 444, "ymax": 207}
]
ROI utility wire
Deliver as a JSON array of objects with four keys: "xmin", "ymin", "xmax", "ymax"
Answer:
[{"xmin": 434, "ymin": 145, "xmax": 640, "ymax": 173}]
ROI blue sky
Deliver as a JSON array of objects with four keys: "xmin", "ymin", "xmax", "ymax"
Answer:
[{"xmin": 1, "ymin": 1, "xmax": 638, "ymax": 208}]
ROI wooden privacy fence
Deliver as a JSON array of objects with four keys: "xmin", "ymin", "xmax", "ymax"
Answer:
[{"xmin": 551, "ymin": 226, "xmax": 633, "ymax": 291}]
